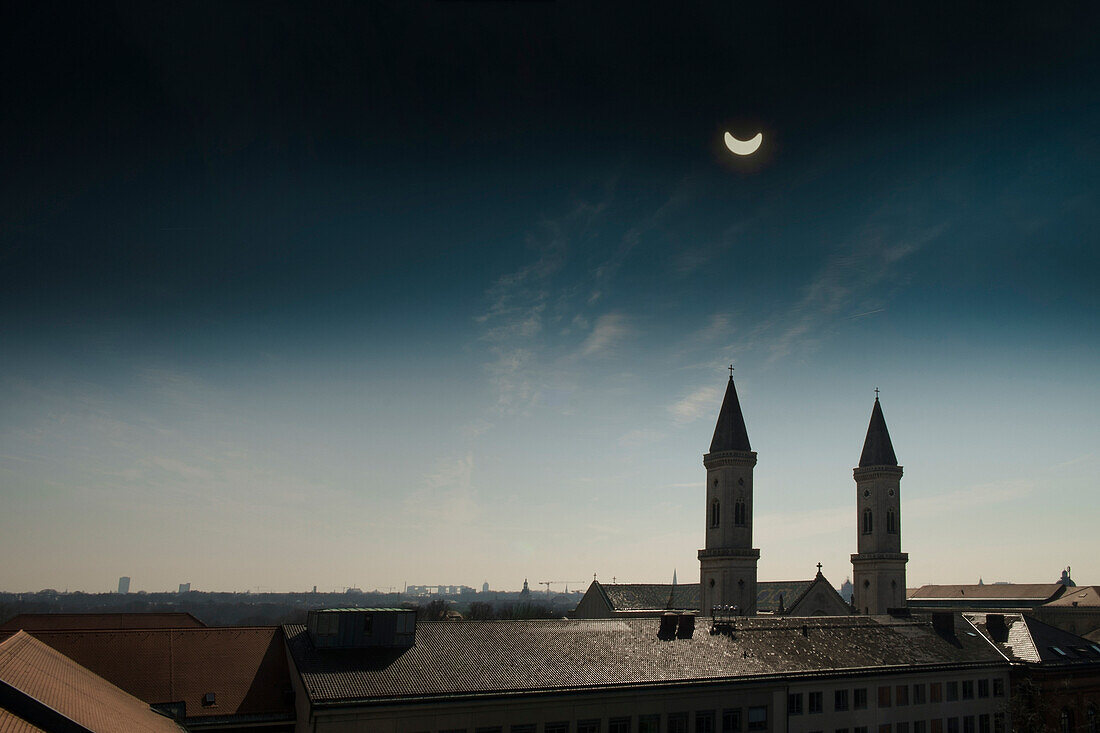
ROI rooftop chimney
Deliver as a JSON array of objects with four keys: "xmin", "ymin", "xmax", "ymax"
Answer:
[
  {"xmin": 658, "ymin": 612, "xmax": 678, "ymax": 640},
  {"xmin": 986, "ymin": 613, "xmax": 1006, "ymax": 641},
  {"xmin": 677, "ymin": 614, "xmax": 695, "ymax": 639},
  {"xmin": 932, "ymin": 612, "xmax": 955, "ymax": 636}
]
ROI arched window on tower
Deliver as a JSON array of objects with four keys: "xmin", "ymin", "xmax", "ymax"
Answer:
[
  {"xmin": 862, "ymin": 509, "xmax": 873, "ymax": 534},
  {"xmin": 887, "ymin": 511, "xmax": 896, "ymax": 534},
  {"xmin": 710, "ymin": 499, "xmax": 720, "ymax": 528},
  {"xmin": 734, "ymin": 498, "xmax": 746, "ymax": 527}
]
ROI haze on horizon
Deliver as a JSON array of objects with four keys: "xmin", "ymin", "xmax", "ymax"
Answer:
[{"xmin": 1, "ymin": 2, "xmax": 1098, "ymax": 594}]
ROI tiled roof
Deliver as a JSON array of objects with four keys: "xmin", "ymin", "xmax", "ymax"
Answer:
[
  {"xmin": 0, "ymin": 627, "xmax": 293, "ymax": 723},
  {"xmin": 600, "ymin": 584, "xmax": 700, "ymax": 612},
  {"xmin": 709, "ymin": 377, "xmax": 751, "ymax": 453},
  {"xmin": 1043, "ymin": 586, "xmax": 1100, "ymax": 607},
  {"xmin": 0, "ymin": 613, "xmax": 204, "ymax": 632},
  {"xmin": 0, "ymin": 708, "xmax": 46, "ymax": 733},
  {"xmin": 965, "ymin": 613, "xmax": 1100, "ymax": 665},
  {"xmin": 598, "ymin": 582, "xmax": 815, "ymax": 613},
  {"xmin": 285, "ymin": 614, "xmax": 1005, "ymax": 705},
  {"xmin": 908, "ymin": 584, "xmax": 1064, "ymax": 602},
  {"xmin": 0, "ymin": 631, "xmax": 183, "ymax": 733},
  {"xmin": 858, "ymin": 398, "xmax": 898, "ymax": 467}
]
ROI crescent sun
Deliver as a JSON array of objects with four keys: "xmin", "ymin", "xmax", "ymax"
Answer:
[{"xmin": 724, "ymin": 131, "xmax": 763, "ymax": 156}]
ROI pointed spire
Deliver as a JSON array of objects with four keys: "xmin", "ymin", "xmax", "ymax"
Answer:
[
  {"xmin": 672, "ymin": 569, "xmax": 677, "ymax": 586},
  {"xmin": 710, "ymin": 373, "xmax": 751, "ymax": 452},
  {"xmin": 858, "ymin": 395, "xmax": 898, "ymax": 467}
]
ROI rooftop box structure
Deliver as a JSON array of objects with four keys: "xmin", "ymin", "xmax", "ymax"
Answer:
[{"xmin": 306, "ymin": 608, "xmax": 415, "ymax": 649}]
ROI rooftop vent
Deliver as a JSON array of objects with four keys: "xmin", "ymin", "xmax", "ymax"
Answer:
[
  {"xmin": 658, "ymin": 612, "xmax": 678, "ymax": 640},
  {"xmin": 986, "ymin": 614, "xmax": 1006, "ymax": 641},
  {"xmin": 932, "ymin": 612, "xmax": 955, "ymax": 636},
  {"xmin": 307, "ymin": 608, "xmax": 416, "ymax": 649},
  {"xmin": 677, "ymin": 613, "xmax": 695, "ymax": 639},
  {"xmin": 202, "ymin": 693, "xmax": 216, "ymax": 707}
]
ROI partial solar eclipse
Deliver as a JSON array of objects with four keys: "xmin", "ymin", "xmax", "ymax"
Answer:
[{"xmin": 724, "ymin": 131, "xmax": 763, "ymax": 156}]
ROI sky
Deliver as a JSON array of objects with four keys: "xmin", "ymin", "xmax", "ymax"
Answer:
[{"xmin": 1, "ymin": 2, "xmax": 1098, "ymax": 593}]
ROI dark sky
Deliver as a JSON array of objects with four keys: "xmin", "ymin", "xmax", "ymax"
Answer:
[{"xmin": 2, "ymin": 2, "xmax": 1099, "ymax": 591}]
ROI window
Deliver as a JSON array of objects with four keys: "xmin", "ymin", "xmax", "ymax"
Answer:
[
  {"xmin": 931, "ymin": 722, "xmax": 943, "ymax": 733},
  {"xmin": 547, "ymin": 724, "xmax": 569, "ymax": 733},
  {"xmin": 578, "ymin": 722, "xmax": 601, "ymax": 733},
  {"xmin": 669, "ymin": 713, "xmax": 688, "ymax": 733},
  {"xmin": 512, "ymin": 727, "xmax": 536, "ymax": 733},
  {"xmin": 1061, "ymin": 709, "xmax": 1075, "ymax": 733},
  {"xmin": 879, "ymin": 726, "xmax": 892, "ymax": 733},
  {"xmin": 610, "ymin": 719, "xmax": 631, "ymax": 733},
  {"xmin": 898, "ymin": 724, "xmax": 909, "ymax": 733},
  {"xmin": 855, "ymin": 688, "xmax": 868, "ymax": 710},
  {"xmin": 915, "ymin": 724, "xmax": 926, "ymax": 733},
  {"xmin": 946, "ymin": 682, "xmax": 958, "ymax": 702},
  {"xmin": 993, "ymin": 713, "xmax": 1005, "ymax": 733},
  {"xmin": 855, "ymin": 728, "xmax": 869, "ymax": 733},
  {"xmin": 863, "ymin": 509, "xmax": 873, "ymax": 534},
  {"xmin": 789, "ymin": 693, "xmax": 804, "ymax": 715},
  {"xmin": 992, "ymin": 679, "xmax": 1004, "ymax": 697},
  {"xmin": 696, "ymin": 711, "xmax": 715, "ymax": 733},
  {"xmin": 930, "ymin": 683, "xmax": 942, "ymax": 703},
  {"xmin": 201, "ymin": 692, "xmax": 216, "ymax": 707},
  {"xmin": 746, "ymin": 707, "xmax": 767, "ymax": 732},
  {"xmin": 711, "ymin": 499, "xmax": 720, "ymax": 528},
  {"xmin": 977, "ymin": 679, "xmax": 989, "ymax": 698},
  {"xmin": 721, "ymin": 709, "xmax": 741, "ymax": 733},
  {"xmin": 835, "ymin": 689, "xmax": 849, "ymax": 711},
  {"xmin": 979, "ymin": 715, "xmax": 990, "ymax": 733},
  {"xmin": 914, "ymin": 683, "xmax": 926, "ymax": 704},
  {"xmin": 809, "ymin": 691, "xmax": 823, "ymax": 714},
  {"xmin": 836, "ymin": 729, "xmax": 849, "ymax": 733},
  {"xmin": 640, "ymin": 716, "xmax": 660, "ymax": 733},
  {"xmin": 887, "ymin": 511, "xmax": 896, "ymax": 533},
  {"xmin": 879, "ymin": 686, "xmax": 892, "ymax": 708},
  {"xmin": 734, "ymin": 498, "xmax": 746, "ymax": 526},
  {"xmin": 897, "ymin": 685, "xmax": 909, "ymax": 706},
  {"xmin": 963, "ymin": 717, "xmax": 975, "ymax": 733},
  {"xmin": 947, "ymin": 719, "xmax": 959, "ymax": 733},
  {"xmin": 962, "ymin": 681, "xmax": 974, "ymax": 700}
]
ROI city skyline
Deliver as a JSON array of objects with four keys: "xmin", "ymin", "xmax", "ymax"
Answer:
[{"xmin": 1, "ymin": 2, "xmax": 1098, "ymax": 592}]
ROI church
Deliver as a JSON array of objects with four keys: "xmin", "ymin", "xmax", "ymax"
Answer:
[{"xmin": 575, "ymin": 370, "xmax": 903, "ymax": 619}]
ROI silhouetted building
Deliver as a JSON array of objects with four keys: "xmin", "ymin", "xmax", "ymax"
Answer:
[
  {"xmin": 117, "ymin": 576, "xmax": 130, "ymax": 594},
  {"xmin": 178, "ymin": 583, "xmax": 190, "ymax": 594}
]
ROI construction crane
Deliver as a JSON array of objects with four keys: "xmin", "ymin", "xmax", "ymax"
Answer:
[{"xmin": 538, "ymin": 580, "xmax": 586, "ymax": 596}]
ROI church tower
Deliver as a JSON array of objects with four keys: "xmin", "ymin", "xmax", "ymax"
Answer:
[
  {"xmin": 850, "ymin": 394, "xmax": 908, "ymax": 615},
  {"xmin": 699, "ymin": 371, "xmax": 759, "ymax": 616}
]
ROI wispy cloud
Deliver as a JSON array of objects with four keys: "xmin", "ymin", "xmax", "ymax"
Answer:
[
  {"xmin": 669, "ymin": 385, "xmax": 722, "ymax": 425},
  {"xmin": 758, "ymin": 209, "xmax": 948, "ymax": 361},
  {"xmin": 579, "ymin": 312, "xmax": 632, "ymax": 358},
  {"xmin": 406, "ymin": 453, "xmax": 480, "ymax": 525}
]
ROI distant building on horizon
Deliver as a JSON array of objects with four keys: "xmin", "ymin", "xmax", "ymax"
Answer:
[
  {"xmin": 117, "ymin": 576, "xmax": 130, "ymax": 594},
  {"xmin": 178, "ymin": 582, "xmax": 190, "ymax": 594}
]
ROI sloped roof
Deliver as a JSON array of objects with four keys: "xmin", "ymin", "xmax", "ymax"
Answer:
[
  {"xmin": 285, "ymin": 614, "xmax": 1005, "ymax": 704},
  {"xmin": 0, "ymin": 631, "xmax": 183, "ymax": 733},
  {"xmin": 858, "ymin": 398, "xmax": 898, "ymax": 467},
  {"xmin": 596, "ymin": 582, "xmax": 818, "ymax": 614},
  {"xmin": 965, "ymin": 613, "xmax": 1100, "ymax": 665},
  {"xmin": 908, "ymin": 584, "xmax": 1064, "ymax": 602},
  {"xmin": 600, "ymin": 584, "xmax": 700, "ymax": 612},
  {"xmin": 709, "ymin": 377, "xmax": 751, "ymax": 453},
  {"xmin": 1043, "ymin": 586, "xmax": 1100, "ymax": 608},
  {"xmin": 0, "ymin": 708, "xmax": 46, "ymax": 733},
  {"xmin": 756, "ymin": 581, "xmax": 814, "ymax": 613},
  {"xmin": 0, "ymin": 613, "xmax": 204, "ymax": 632},
  {"xmin": 0, "ymin": 627, "xmax": 293, "ymax": 723}
]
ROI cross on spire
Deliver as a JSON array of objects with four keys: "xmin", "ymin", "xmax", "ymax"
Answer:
[
  {"xmin": 728, "ymin": 363, "xmax": 734, "ymax": 379},
  {"xmin": 816, "ymin": 562, "xmax": 823, "ymax": 574},
  {"xmin": 874, "ymin": 387, "xmax": 880, "ymax": 401}
]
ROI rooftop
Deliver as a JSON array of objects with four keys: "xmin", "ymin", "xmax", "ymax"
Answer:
[
  {"xmin": 0, "ymin": 631, "xmax": 183, "ymax": 733},
  {"xmin": 0, "ymin": 613, "xmax": 205, "ymax": 632},
  {"xmin": 965, "ymin": 613, "xmax": 1100, "ymax": 666},
  {"xmin": 0, "ymin": 627, "xmax": 294, "ymax": 724},
  {"xmin": 907, "ymin": 584, "xmax": 1065, "ymax": 603},
  {"xmin": 285, "ymin": 614, "xmax": 1005, "ymax": 705}
]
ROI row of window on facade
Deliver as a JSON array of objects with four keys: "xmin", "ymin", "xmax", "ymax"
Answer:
[
  {"xmin": 710, "ymin": 499, "xmax": 748, "ymax": 528},
  {"xmin": 861, "ymin": 509, "xmax": 897, "ymax": 534},
  {"xmin": 442, "ymin": 708, "xmax": 770, "ymax": 733},
  {"xmin": 789, "ymin": 678, "xmax": 1005, "ymax": 716},
  {"xmin": 814, "ymin": 718, "xmax": 1006, "ymax": 733}
]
